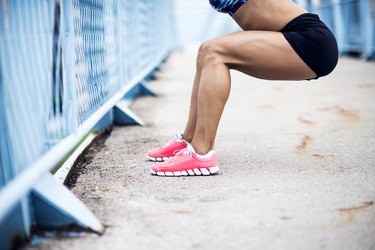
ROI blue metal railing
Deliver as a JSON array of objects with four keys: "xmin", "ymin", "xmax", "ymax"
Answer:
[
  {"xmin": 0, "ymin": 0, "xmax": 174, "ymax": 248},
  {"xmin": 1, "ymin": 0, "xmax": 374, "ymax": 248},
  {"xmin": 305, "ymin": 0, "xmax": 375, "ymax": 59}
]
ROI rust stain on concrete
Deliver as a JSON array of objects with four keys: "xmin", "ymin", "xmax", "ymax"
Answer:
[
  {"xmin": 357, "ymin": 83, "xmax": 375, "ymax": 89},
  {"xmin": 318, "ymin": 106, "xmax": 360, "ymax": 123},
  {"xmin": 298, "ymin": 113, "xmax": 316, "ymax": 127},
  {"xmin": 312, "ymin": 154, "xmax": 326, "ymax": 159},
  {"xmin": 273, "ymin": 86, "xmax": 283, "ymax": 92},
  {"xmin": 333, "ymin": 106, "xmax": 361, "ymax": 123},
  {"xmin": 317, "ymin": 107, "xmax": 332, "ymax": 112},
  {"xmin": 296, "ymin": 135, "xmax": 314, "ymax": 154},
  {"xmin": 258, "ymin": 104, "xmax": 275, "ymax": 110},
  {"xmin": 336, "ymin": 201, "xmax": 374, "ymax": 226}
]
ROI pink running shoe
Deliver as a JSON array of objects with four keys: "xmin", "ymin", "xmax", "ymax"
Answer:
[
  {"xmin": 147, "ymin": 134, "xmax": 188, "ymax": 162},
  {"xmin": 150, "ymin": 144, "xmax": 219, "ymax": 176}
]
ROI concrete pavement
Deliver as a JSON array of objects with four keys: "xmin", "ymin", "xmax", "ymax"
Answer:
[{"xmin": 26, "ymin": 49, "xmax": 375, "ymax": 250}]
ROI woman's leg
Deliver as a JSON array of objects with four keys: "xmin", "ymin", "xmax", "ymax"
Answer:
[
  {"xmin": 181, "ymin": 49, "xmax": 203, "ymax": 143},
  {"xmin": 190, "ymin": 31, "xmax": 316, "ymax": 155}
]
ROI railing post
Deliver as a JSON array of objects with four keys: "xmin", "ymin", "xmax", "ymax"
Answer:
[
  {"xmin": 331, "ymin": 0, "xmax": 345, "ymax": 54},
  {"xmin": 63, "ymin": 0, "xmax": 78, "ymax": 136},
  {"xmin": 31, "ymin": 173, "xmax": 104, "ymax": 232},
  {"xmin": 0, "ymin": 54, "xmax": 31, "ymax": 249},
  {"xmin": 360, "ymin": 0, "xmax": 375, "ymax": 59}
]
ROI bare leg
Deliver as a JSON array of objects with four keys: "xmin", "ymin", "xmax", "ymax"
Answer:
[
  {"xmin": 189, "ymin": 31, "xmax": 316, "ymax": 155},
  {"xmin": 182, "ymin": 52, "xmax": 202, "ymax": 143},
  {"xmin": 191, "ymin": 45, "xmax": 231, "ymax": 155}
]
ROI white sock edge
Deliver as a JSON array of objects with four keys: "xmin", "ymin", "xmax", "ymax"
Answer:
[{"xmin": 195, "ymin": 150, "xmax": 215, "ymax": 159}]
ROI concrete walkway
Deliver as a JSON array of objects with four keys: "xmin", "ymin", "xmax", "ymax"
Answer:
[{"xmin": 27, "ymin": 50, "xmax": 375, "ymax": 250}]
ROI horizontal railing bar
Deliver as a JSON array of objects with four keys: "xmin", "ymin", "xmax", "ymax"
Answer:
[
  {"xmin": 0, "ymin": 50, "xmax": 171, "ymax": 222},
  {"xmin": 54, "ymin": 133, "xmax": 97, "ymax": 184}
]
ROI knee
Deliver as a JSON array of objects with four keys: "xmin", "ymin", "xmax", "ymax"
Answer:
[{"xmin": 197, "ymin": 40, "xmax": 223, "ymax": 68}]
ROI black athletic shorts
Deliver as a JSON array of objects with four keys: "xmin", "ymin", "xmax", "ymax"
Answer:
[{"xmin": 281, "ymin": 13, "xmax": 338, "ymax": 79}]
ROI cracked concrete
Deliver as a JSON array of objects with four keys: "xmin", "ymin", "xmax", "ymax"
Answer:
[{"xmin": 26, "ymin": 49, "xmax": 375, "ymax": 250}]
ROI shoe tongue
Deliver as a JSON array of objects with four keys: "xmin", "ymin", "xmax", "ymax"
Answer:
[
  {"xmin": 186, "ymin": 144, "xmax": 196, "ymax": 154},
  {"xmin": 173, "ymin": 133, "xmax": 183, "ymax": 141}
]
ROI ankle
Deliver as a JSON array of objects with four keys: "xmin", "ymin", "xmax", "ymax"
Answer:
[
  {"xmin": 191, "ymin": 143, "xmax": 213, "ymax": 155},
  {"xmin": 181, "ymin": 133, "xmax": 193, "ymax": 143}
]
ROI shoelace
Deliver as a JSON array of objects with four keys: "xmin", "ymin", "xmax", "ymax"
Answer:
[
  {"xmin": 161, "ymin": 134, "xmax": 182, "ymax": 149},
  {"xmin": 172, "ymin": 148, "xmax": 185, "ymax": 155},
  {"xmin": 176, "ymin": 147, "xmax": 192, "ymax": 156},
  {"xmin": 164, "ymin": 145, "xmax": 193, "ymax": 163}
]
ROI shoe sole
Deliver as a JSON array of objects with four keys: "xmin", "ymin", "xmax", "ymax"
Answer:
[
  {"xmin": 147, "ymin": 155, "xmax": 172, "ymax": 162},
  {"xmin": 150, "ymin": 166, "xmax": 219, "ymax": 177}
]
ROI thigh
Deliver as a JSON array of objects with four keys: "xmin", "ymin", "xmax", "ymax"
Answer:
[{"xmin": 209, "ymin": 31, "xmax": 317, "ymax": 80}]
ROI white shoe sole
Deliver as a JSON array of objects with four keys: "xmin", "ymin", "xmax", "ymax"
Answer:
[
  {"xmin": 150, "ymin": 166, "xmax": 219, "ymax": 177},
  {"xmin": 147, "ymin": 155, "xmax": 172, "ymax": 162}
]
